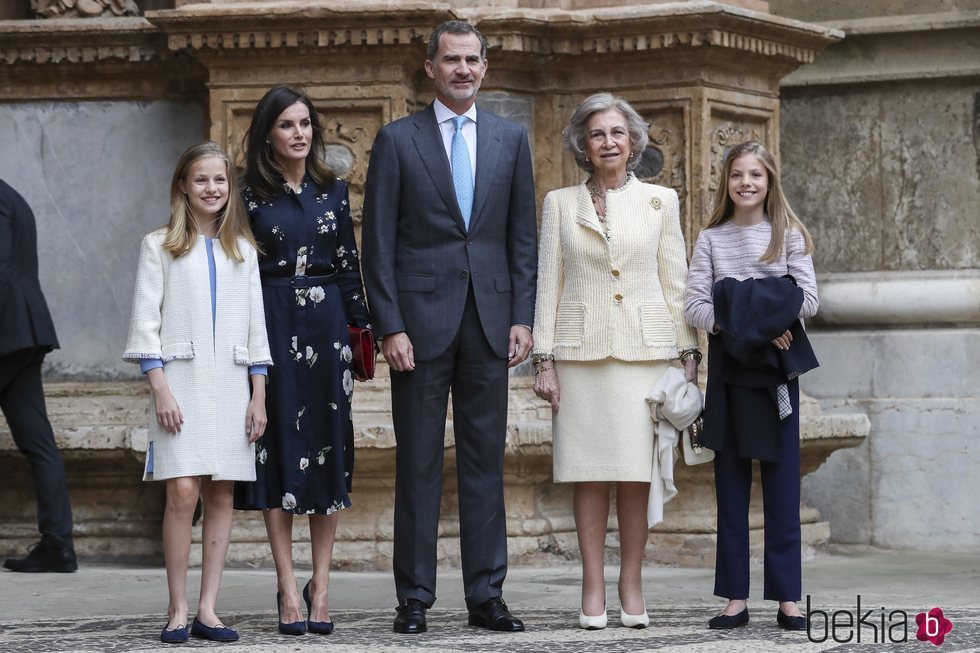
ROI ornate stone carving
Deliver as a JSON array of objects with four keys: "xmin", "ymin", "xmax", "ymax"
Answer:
[
  {"xmin": 33, "ymin": 0, "xmax": 139, "ymax": 19},
  {"xmin": 637, "ymin": 109, "xmax": 686, "ymax": 195},
  {"xmin": 320, "ymin": 112, "xmax": 383, "ymax": 223}
]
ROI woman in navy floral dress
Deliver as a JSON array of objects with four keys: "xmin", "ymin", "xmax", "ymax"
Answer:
[{"xmin": 234, "ymin": 86, "xmax": 371, "ymax": 635}]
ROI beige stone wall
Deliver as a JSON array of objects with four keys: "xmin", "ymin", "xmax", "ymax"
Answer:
[
  {"xmin": 775, "ymin": 4, "xmax": 980, "ymax": 551},
  {"xmin": 771, "ymin": 0, "xmax": 980, "ymax": 21}
]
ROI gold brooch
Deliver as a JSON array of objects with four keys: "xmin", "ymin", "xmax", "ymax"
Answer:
[{"xmin": 651, "ymin": 197, "xmax": 662, "ymax": 210}]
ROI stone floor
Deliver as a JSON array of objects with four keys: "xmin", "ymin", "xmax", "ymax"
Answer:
[{"xmin": 1, "ymin": 546, "xmax": 978, "ymax": 652}]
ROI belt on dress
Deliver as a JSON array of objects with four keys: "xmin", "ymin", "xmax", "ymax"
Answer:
[{"xmin": 261, "ymin": 271, "xmax": 338, "ymax": 289}]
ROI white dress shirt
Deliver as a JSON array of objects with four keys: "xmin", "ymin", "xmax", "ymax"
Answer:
[{"xmin": 433, "ymin": 98, "xmax": 477, "ymax": 187}]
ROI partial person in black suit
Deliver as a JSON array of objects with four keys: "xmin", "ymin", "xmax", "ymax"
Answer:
[
  {"xmin": 0, "ymin": 178, "xmax": 76, "ymax": 572},
  {"xmin": 362, "ymin": 20, "xmax": 537, "ymax": 634}
]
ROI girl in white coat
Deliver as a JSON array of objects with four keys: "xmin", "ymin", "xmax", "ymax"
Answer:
[{"xmin": 123, "ymin": 142, "xmax": 272, "ymax": 643}]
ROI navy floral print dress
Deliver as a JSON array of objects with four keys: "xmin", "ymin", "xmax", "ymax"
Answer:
[{"xmin": 234, "ymin": 176, "xmax": 371, "ymax": 515}]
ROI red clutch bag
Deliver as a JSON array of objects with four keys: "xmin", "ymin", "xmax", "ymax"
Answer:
[{"xmin": 348, "ymin": 326, "xmax": 376, "ymax": 382}]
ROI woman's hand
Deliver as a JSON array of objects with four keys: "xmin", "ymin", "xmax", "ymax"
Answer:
[
  {"xmin": 771, "ymin": 329, "xmax": 793, "ymax": 350},
  {"xmin": 245, "ymin": 397, "xmax": 267, "ymax": 444},
  {"xmin": 147, "ymin": 368, "xmax": 183, "ymax": 435},
  {"xmin": 683, "ymin": 357, "xmax": 699, "ymax": 384},
  {"xmin": 246, "ymin": 373, "xmax": 267, "ymax": 444},
  {"xmin": 533, "ymin": 366, "xmax": 560, "ymax": 413}
]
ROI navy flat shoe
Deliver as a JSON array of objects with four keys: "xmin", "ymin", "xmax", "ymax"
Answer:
[
  {"xmin": 777, "ymin": 610, "xmax": 807, "ymax": 631},
  {"xmin": 277, "ymin": 592, "xmax": 307, "ymax": 636},
  {"xmin": 190, "ymin": 617, "xmax": 239, "ymax": 642},
  {"xmin": 708, "ymin": 607, "xmax": 749, "ymax": 629},
  {"xmin": 303, "ymin": 580, "xmax": 335, "ymax": 635},
  {"xmin": 160, "ymin": 623, "xmax": 188, "ymax": 644}
]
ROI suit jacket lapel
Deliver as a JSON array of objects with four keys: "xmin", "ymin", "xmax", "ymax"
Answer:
[
  {"xmin": 470, "ymin": 110, "xmax": 500, "ymax": 232},
  {"xmin": 412, "ymin": 104, "xmax": 468, "ymax": 233}
]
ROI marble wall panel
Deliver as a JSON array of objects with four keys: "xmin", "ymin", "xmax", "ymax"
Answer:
[
  {"xmin": 479, "ymin": 91, "xmax": 535, "ymax": 137},
  {"xmin": 781, "ymin": 82, "xmax": 980, "ymax": 273},
  {"xmin": 0, "ymin": 100, "xmax": 206, "ymax": 378},
  {"xmin": 803, "ymin": 329, "xmax": 979, "ymax": 400},
  {"xmin": 869, "ymin": 398, "xmax": 980, "ymax": 551},
  {"xmin": 801, "ymin": 329, "xmax": 980, "ymax": 551}
]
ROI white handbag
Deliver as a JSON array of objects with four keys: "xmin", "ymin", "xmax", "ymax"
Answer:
[{"xmin": 681, "ymin": 413, "xmax": 714, "ymax": 465}]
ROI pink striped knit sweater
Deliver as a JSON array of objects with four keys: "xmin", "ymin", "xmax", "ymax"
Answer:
[{"xmin": 684, "ymin": 220, "xmax": 819, "ymax": 333}]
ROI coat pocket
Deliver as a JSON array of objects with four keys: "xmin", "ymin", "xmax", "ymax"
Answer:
[
  {"xmin": 554, "ymin": 302, "xmax": 586, "ymax": 347},
  {"xmin": 233, "ymin": 346, "xmax": 250, "ymax": 365},
  {"xmin": 638, "ymin": 301, "xmax": 676, "ymax": 347},
  {"xmin": 494, "ymin": 274, "xmax": 511, "ymax": 293},
  {"xmin": 161, "ymin": 341, "xmax": 194, "ymax": 362}
]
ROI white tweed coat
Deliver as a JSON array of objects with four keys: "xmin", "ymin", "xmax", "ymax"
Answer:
[
  {"xmin": 532, "ymin": 177, "xmax": 698, "ymax": 362},
  {"xmin": 123, "ymin": 230, "xmax": 272, "ymax": 481}
]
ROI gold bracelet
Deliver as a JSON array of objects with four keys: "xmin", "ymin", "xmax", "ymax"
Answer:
[
  {"xmin": 531, "ymin": 353, "xmax": 555, "ymax": 365},
  {"xmin": 534, "ymin": 365, "xmax": 555, "ymax": 376}
]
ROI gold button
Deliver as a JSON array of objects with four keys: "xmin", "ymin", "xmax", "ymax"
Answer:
[
  {"xmin": 614, "ymin": 293, "xmax": 623, "ymax": 302},
  {"xmin": 611, "ymin": 269, "xmax": 620, "ymax": 277}
]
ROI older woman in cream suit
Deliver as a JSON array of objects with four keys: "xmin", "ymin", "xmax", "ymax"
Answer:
[{"xmin": 532, "ymin": 93, "xmax": 699, "ymax": 630}]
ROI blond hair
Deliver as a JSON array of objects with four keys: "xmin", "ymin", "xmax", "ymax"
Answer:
[
  {"xmin": 164, "ymin": 142, "xmax": 258, "ymax": 262},
  {"xmin": 706, "ymin": 141, "xmax": 813, "ymax": 263}
]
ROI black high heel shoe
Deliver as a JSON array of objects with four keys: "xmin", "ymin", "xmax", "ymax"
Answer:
[
  {"xmin": 303, "ymin": 580, "xmax": 335, "ymax": 635},
  {"xmin": 277, "ymin": 591, "xmax": 307, "ymax": 636}
]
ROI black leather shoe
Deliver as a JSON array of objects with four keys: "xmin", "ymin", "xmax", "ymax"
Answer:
[
  {"xmin": 393, "ymin": 599, "xmax": 427, "ymax": 634},
  {"xmin": 777, "ymin": 610, "xmax": 807, "ymax": 631},
  {"xmin": 3, "ymin": 541, "xmax": 77, "ymax": 573},
  {"xmin": 708, "ymin": 607, "xmax": 749, "ymax": 629},
  {"xmin": 467, "ymin": 598, "xmax": 525, "ymax": 632}
]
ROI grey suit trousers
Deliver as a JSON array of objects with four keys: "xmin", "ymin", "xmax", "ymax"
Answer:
[{"xmin": 390, "ymin": 287, "xmax": 509, "ymax": 608}]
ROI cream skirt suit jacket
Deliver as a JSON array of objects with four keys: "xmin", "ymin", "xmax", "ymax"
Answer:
[
  {"xmin": 532, "ymin": 177, "xmax": 697, "ymax": 482},
  {"xmin": 123, "ymin": 231, "xmax": 272, "ymax": 481}
]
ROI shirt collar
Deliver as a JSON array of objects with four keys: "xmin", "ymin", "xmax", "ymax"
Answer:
[{"xmin": 433, "ymin": 98, "xmax": 477, "ymax": 126}]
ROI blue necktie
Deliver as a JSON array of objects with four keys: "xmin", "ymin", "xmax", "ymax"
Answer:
[{"xmin": 451, "ymin": 115, "xmax": 473, "ymax": 230}]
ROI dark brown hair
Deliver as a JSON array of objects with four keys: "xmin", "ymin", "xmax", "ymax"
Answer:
[{"xmin": 242, "ymin": 85, "xmax": 336, "ymax": 201}]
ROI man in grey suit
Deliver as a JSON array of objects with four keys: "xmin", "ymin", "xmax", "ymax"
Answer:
[{"xmin": 362, "ymin": 20, "xmax": 536, "ymax": 634}]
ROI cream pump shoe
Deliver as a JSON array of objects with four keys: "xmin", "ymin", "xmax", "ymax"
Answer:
[
  {"xmin": 620, "ymin": 608, "xmax": 650, "ymax": 628},
  {"xmin": 579, "ymin": 609, "xmax": 608, "ymax": 630}
]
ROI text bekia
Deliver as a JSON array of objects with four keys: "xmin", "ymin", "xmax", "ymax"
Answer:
[{"xmin": 806, "ymin": 595, "xmax": 908, "ymax": 644}]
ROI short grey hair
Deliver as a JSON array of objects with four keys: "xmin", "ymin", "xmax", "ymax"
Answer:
[
  {"xmin": 563, "ymin": 93, "xmax": 649, "ymax": 173},
  {"xmin": 426, "ymin": 20, "xmax": 488, "ymax": 61}
]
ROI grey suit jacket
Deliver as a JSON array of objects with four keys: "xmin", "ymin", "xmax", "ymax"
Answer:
[
  {"xmin": 0, "ymin": 179, "xmax": 59, "ymax": 357},
  {"xmin": 362, "ymin": 103, "xmax": 537, "ymax": 361}
]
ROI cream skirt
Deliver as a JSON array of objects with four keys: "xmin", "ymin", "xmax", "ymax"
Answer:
[{"xmin": 552, "ymin": 358, "xmax": 671, "ymax": 483}]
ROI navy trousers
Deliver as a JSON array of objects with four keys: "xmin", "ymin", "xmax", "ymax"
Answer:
[
  {"xmin": 0, "ymin": 348, "xmax": 74, "ymax": 548},
  {"xmin": 713, "ymin": 378, "xmax": 801, "ymax": 601},
  {"xmin": 389, "ymin": 288, "xmax": 509, "ymax": 609}
]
